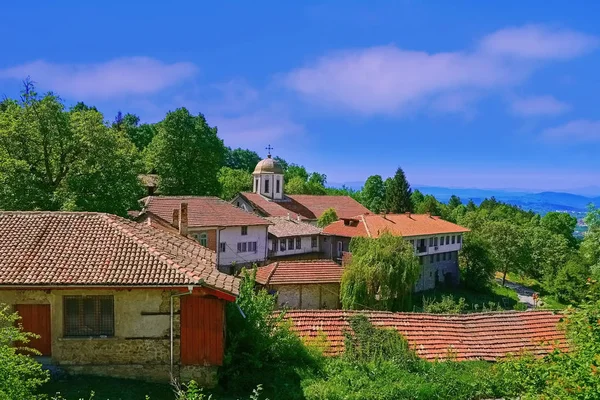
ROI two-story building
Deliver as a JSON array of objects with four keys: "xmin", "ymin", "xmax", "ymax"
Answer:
[
  {"xmin": 266, "ymin": 216, "xmax": 324, "ymax": 261},
  {"xmin": 323, "ymin": 213, "xmax": 470, "ymax": 291},
  {"xmin": 134, "ymin": 196, "xmax": 271, "ymax": 274}
]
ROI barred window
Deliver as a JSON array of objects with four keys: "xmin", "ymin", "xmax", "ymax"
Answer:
[{"xmin": 64, "ymin": 295, "xmax": 114, "ymax": 337}]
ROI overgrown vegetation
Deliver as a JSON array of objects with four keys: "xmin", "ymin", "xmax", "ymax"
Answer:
[
  {"xmin": 341, "ymin": 233, "xmax": 420, "ymax": 311},
  {"xmin": 0, "ymin": 304, "xmax": 49, "ymax": 399}
]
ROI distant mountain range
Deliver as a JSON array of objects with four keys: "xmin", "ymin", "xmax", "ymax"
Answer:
[{"xmin": 329, "ymin": 182, "xmax": 600, "ymax": 215}]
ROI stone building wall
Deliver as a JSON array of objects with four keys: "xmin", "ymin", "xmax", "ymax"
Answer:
[
  {"xmin": 0, "ymin": 288, "xmax": 217, "ymax": 385},
  {"xmin": 414, "ymin": 251, "xmax": 460, "ymax": 292},
  {"xmin": 274, "ymin": 283, "xmax": 340, "ymax": 309}
]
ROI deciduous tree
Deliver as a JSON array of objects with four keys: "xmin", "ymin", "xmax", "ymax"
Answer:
[
  {"xmin": 317, "ymin": 208, "xmax": 338, "ymax": 228},
  {"xmin": 145, "ymin": 108, "xmax": 225, "ymax": 196},
  {"xmin": 341, "ymin": 233, "xmax": 420, "ymax": 311},
  {"xmin": 540, "ymin": 211, "xmax": 578, "ymax": 247},
  {"xmin": 481, "ymin": 221, "xmax": 530, "ymax": 286},
  {"xmin": 218, "ymin": 167, "xmax": 252, "ymax": 200},
  {"xmin": 361, "ymin": 175, "xmax": 386, "ymax": 213},
  {"xmin": 225, "ymin": 147, "xmax": 261, "ymax": 173}
]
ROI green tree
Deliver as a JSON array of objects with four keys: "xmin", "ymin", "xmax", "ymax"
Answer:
[
  {"xmin": 481, "ymin": 221, "xmax": 530, "ymax": 286},
  {"xmin": 0, "ymin": 304, "xmax": 49, "ymax": 399},
  {"xmin": 218, "ymin": 167, "xmax": 252, "ymax": 200},
  {"xmin": 448, "ymin": 195, "xmax": 462, "ymax": 210},
  {"xmin": 113, "ymin": 113, "xmax": 157, "ymax": 151},
  {"xmin": 361, "ymin": 175, "xmax": 386, "ymax": 213},
  {"xmin": 317, "ymin": 208, "xmax": 338, "ymax": 228},
  {"xmin": 341, "ymin": 233, "xmax": 420, "ymax": 311},
  {"xmin": 273, "ymin": 156, "xmax": 288, "ymax": 172},
  {"xmin": 225, "ymin": 147, "xmax": 261, "ymax": 173},
  {"xmin": 285, "ymin": 164, "xmax": 309, "ymax": 182},
  {"xmin": 526, "ymin": 226, "xmax": 570, "ymax": 282},
  {"xmin": 410, "ymin": 189, "xmax": 425, "ymax": 211},
  {"xmin": 415, "ymin": 194, "xmax": 442, "ymax": 215},
  {"xmin": 384, "ymin": 167, "xmax": 413, "ymax": 213},
  {"xmin": 584, "ymin": 203, "xmax": 600, "ymax": 233},
  {"xmin": 146, "ymin": 108, "xmax": 225, "ymax": 196},
  {"xmin": 552, "ymin": 256, "xmax": 591, "ymax": 304},
  {"xmin": 459, "ymin": 233, "xmax": 495, "ymax": 290},
  {"xmin": 466, "ymin": 199, "xmax": 477, "ymax": 212},
  {"xmin": 0, "ymin": 83, "xmax": 142, "ymax": 216},
  {"xmin": 540, "ymin": 211, "xmax": 578, "ymax": 247}
]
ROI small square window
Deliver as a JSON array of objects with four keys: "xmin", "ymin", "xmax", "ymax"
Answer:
[
  {"xmin": 248, "ymin": 242, "xmax": 257, "ymax": 253},
  {"xmin": 296, "ymin": 237, "xmax": 301, "ymax": 249},
  {"xmin": 219, "ymin": 242, "xmax": 226, "ymax": 253},
  {"xmin": 64, "ymin": 295, "xmax": 114, "ymax": 337},
  {"xmin": 241, "ymin": 226, "xmax": 248, "ymax": 236}
]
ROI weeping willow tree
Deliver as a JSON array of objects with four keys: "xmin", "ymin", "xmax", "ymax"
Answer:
[{"xmin": 341, "ymin": 232, "xmax": 420, "ymax": 311}]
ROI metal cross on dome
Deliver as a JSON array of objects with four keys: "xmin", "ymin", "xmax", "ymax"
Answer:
[{"xmin": 265, "ymin": 144, "xmax": 274, "ymax": 156}]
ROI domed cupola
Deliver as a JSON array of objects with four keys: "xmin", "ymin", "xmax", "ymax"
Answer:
[{"xmin": 253, "ymin": 148, "xmax": 284, "ymax": 200}]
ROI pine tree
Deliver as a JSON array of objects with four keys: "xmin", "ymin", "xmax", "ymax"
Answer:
[{"xmin": 384, "ymin": 168, "xmax": 413, "ymax": 213}]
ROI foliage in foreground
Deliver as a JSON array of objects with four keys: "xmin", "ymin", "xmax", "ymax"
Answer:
[
  {"xmin": 0, "ymin": 304, "xmax": 49, "ymax": 400},
  {"xmin": 220, "ymin": 268, "xmax": 320, "ymax": 397},
  {"xmin": 496, "ymin": 299, "xmax": 600, "ymax": 399}
]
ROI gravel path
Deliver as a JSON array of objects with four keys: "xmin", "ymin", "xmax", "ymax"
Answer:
[{"xmin": 496, "ymin": 279, "xmax": 536, "ymax": 308}]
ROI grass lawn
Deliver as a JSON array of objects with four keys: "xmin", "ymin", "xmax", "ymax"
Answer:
[
  {"xmin": 413, "ymin": 282, "xmax": 519, "ymax": 312},
  {"xmin": 41, "ymin": 375, "xmax": 175, "ymax": 400},
  {"xmin": 498, "ymin": 272, "xmax": 568, "ymax": 310}
]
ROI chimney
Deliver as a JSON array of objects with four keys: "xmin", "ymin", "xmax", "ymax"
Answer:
[
  {"xmin": 179, "ymin": 202, "xmax": 188, "ymax": 235},
  {"xmin": 287, "ymin": 212, "xmax": 291, "ymax": 221},
  {"xmin": 426, "ymin": 212, "xmax": 431, "ymax": 218},
  {"xmin": 405, "ymin": 211, "xmax": 411, "ymax": 218},
  {"xmin": 172, "ymin": 209, "xmax": 179, "ymax": 228},
  {"xmin": 297, "ymin": 214, "xmax": 301, "ymax": 222}
]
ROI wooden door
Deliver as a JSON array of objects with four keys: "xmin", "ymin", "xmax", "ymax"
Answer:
[
  {"xmin": 180, "ymin": 296, "xmax": 224, "ymax": 366},
  {"xmin": 15, "ymin": 304, "xmax": 52, "ymax": 356}
]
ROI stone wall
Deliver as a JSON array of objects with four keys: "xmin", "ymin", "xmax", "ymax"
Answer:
[
  {"xmin": 274, "ymin": 283, "xmax": 340, "ymax": 309},
  {"xmin": 0, "ymin": 288, "xmax": 218, "ymax": 385},
  {"xmin": 414, "ymin": 252, "xmax": 460, "ymax": 292}
]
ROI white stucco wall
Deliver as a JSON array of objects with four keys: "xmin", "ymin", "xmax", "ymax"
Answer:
[{"xmin": 217, "ymin": 225, "xmax": 268, "ymax": 267}]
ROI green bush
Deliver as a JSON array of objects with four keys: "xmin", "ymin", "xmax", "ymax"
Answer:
[
  {"xmin": 422, "ymin": 295, "xmax": 468, "ymax": 314},
  {"xmin": 552, "ymin": 257, "xmax": 591, "ymax": 305},
  {"xmin": 0, "ymin": 304, "xmax": 49, "ymax": 399},
  {"xmin": 219, "ymin": 268, "xmax": 320, "ymax": 398}
]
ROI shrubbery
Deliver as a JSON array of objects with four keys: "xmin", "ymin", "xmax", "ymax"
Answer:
[{"xmin": 0, "ymin": 304, "xmax": 49, "ymax": 399}]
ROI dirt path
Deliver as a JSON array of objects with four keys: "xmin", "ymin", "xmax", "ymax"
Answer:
[{"xmin": 496, "ymin": 279, "xmax": 536, "ymax": 308}]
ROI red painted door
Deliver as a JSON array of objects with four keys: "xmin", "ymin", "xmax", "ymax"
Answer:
[
  {"xmin": 180, "ymin": 296, "xmax": 224, "ymax": 366},
  {"xmin": 15, "ymin": 304, "xmax": 52, "ymax": 356}
]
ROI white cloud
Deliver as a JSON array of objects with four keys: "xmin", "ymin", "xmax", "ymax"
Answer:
[
  {"xmin": 283, "ymin": 25, "xmax": 598, "ymax": 116},
  {"xmin": 510, "ymin": 95, "xmax": 570, "ymax": 116},
  {"xmin": 480, "ymin": 25, "xmax": 599, "ymax": 60},
  {"xmin": 0, "ymin": 57, "xmax": 198, "ymax": 98},
  {"xmin": 542, "ymin": 120, "xmax": 600, "ymax": 142}
]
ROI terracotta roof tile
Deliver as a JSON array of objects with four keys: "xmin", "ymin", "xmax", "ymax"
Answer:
[
  {"xmin": 239, "ymin": 193, "xmax": 370, "ymax": 220},
  {"xmin": 139, "ymin": 196, "xmax": 270, "ymax": 228},
  {"xmin": 283, "ymin": 310, "xmax": 567, "ymax": 360},
  {"xmin": 256, "ymin": 260, "xmax": 343, "ymax": 285},
  {"xmin": 0, "ymin": 212, "xmax": 239, "ymax": 295},
  {"xmin": 266, "ymin": 217, "xmax": 322, "ymax": 238},
  {"xmin": 323, "ymin": 213, "xmax": 470, "ymax": 238}
]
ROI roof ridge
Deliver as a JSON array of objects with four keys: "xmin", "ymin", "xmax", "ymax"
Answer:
[{"xmin": 265, "ymin": 261, "xmax": 279, "ymax": 284}]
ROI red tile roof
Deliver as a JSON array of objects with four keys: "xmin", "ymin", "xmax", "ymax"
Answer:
[
  {"xmin": 284, "ymin": 310, "xmax": 567, "ymax": 360},
  {"xmin": 139, "ymin": 196, "xmax": 270, "ymax": 228},
  {"xmin": 239, "ymin": 192, "xmax": 370, "ymax": 220},
  {"xmin": 256, "ymin": 260, "xmax": 344, "ymax": 285},
  {"xmin": 323, "ymin": 213, "xmax": 470, "ymax": 238},
  {"xmin": 0, "ymin": 212, "xmax": 239, "ymax": 295}
]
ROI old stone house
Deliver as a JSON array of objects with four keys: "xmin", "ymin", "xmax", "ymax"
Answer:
[
  {"xmin": 323, "ymin": 213, "xmax": 470, "ymax": 291},
  {"xmin": 255, "ymin": 260, "xmax": 342, "ymax": 309},
  {"xmin": 0, "ymin": 210, "xmax": 240, "ymax": 385},
  {"xmin": 134, "ymin": 196, "xmax": 271, "ymax": 274}
]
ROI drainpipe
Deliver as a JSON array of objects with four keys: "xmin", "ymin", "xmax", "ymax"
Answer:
[{"xmin": 170, "ymin": 284, "xmax": 197, "ymax": 378}]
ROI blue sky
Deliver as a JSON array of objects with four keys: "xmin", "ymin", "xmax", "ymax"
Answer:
[{"xmin": 1, "ymin": 1, "xmax": 599, "ymax": 192}]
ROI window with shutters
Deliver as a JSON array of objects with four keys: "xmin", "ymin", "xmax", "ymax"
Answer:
[
  {"xmin": 199, "ymin": 232, "xmax": 208, "ymax": 247},
  {"xmin": 64, "ymin": 296, "xmax": 114, "ymax": 337}
]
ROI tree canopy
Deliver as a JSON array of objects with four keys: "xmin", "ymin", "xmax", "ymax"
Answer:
[
  {"xmin": 384, "ymin": 168, "xmax": 413, "ymax": 213},
  {"xmin": 225, "ymin": 147, "xmax": 261, "ymax": 173},
  {"xmin": 218, "ymin": 166, "xmax": 252, "ymax": 200},
  {"xmin": 317, "ymin": 208, "xmax": 338, "ymax": 228},
  {"xmin": 145, "ymin": 108, "xmax": 225, "ymax": 196},
  {"xmin": 361, "ymin": 175, "xmax": 386, "ymax": 213},
  {"xmin": 0, "ymin": 82, "xmax": 142, "ymax": 216},
  {"xmin": 341, "ymin": 233, "xmax": 420, "ymax": 311}
]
